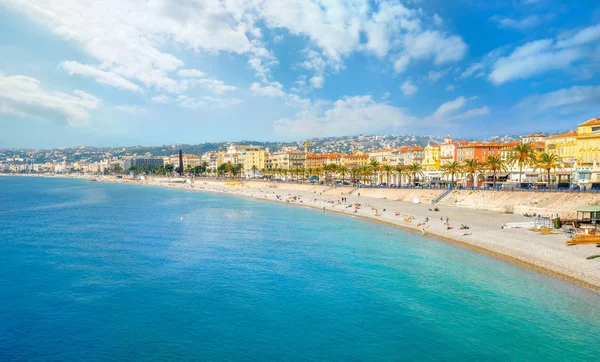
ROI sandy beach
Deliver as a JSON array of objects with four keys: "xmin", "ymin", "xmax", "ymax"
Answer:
[{"xmin": 9, "ymin": 174, "xmax": 600, "ymax": 291}]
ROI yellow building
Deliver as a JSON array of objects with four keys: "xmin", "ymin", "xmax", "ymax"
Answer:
[
  {"xmin": 576, "ymin": 117, "xmax": 600, "ymax": 166},
  {"xmin": 544, "ymin": 130, "xmax": 578, "ymax": 166},
  {"xmin": 243, "ymin": 147, "xmax": 266, "ymax": 172},
  {"xmin": 342, "ymin": 152, "xmax": 369, "ymax": 168},
  {"xmin": 306, "ymin": 154, "xmax": 343, "ymax": 169},
  {"xmin": 421, "ymin": 144, "xmax": 440, "ymax": 171}
]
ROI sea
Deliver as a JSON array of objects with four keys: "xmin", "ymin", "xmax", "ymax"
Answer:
[{"xmin": 1, "ymin": 176, "xmax": 600, "ymax": 361}]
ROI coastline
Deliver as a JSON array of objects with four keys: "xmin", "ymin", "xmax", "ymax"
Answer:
[{"xmin": 4, "ymin": 173, "xmax": 600, "ymax": 292}]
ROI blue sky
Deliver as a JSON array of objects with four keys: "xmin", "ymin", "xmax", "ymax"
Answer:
[{"xmin": 0, "ymin": 0, "xmax": 599, "ymax": 148}]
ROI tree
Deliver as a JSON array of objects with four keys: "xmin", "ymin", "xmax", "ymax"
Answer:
[
  {"xmin": 535, "ymin": 152, "xmax": 563, "ymax": 188},
  {"xmin": 407, "ymin": 163, "xmax": 423, "ymax": 186},
  {"xmin": 486, "ymin": 156, "xmax": 507, "ymax": 188},
  {"xmin": 349, "ymin": 167, "xmax": 361, "ymax": 186},
  {"xmin": 369, "ymin": 160, "xmax": 380, "ymax": 185},
  {"xmin": 382, "ymin": 164, "xmax": 393, "ymax": 186},
  {"xmin": 360, "ymin": 165, "xmax": 372, "ymax": 185},
  {"xmin": 394, "ymin": 165, "xmax": 406, "ymax": 187},
  {"xmin": 442, "ymin": 161, "xmax": 462, "ymax": 187},
  {"xmin": 251, "ymin": 164, "xmax": 258, "ymax": 178},
  {"xmin": 338, "ymin": 165, "xmax": 348, "ymax": 184},
  {"xmin": 508, "ymin": 143, "xmax": 536, "ymax": 185},
  {"xmin": 463, "ymin": 159, "xmax": 481, "ymax": 187}
]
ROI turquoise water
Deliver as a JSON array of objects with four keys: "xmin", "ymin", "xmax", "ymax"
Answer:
[{"xmin": 1, "ymin": 177, "xmax": 600, "ymax": 361}]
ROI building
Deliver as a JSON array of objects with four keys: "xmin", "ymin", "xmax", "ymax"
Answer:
[
  {"xmin": 123, "ymin": 156, "xmax": 164, "ymax": 170},
  {"xmin": 397, "ymin": 146, "xmax": 424, "ymax": 166},
  {"xmin": 422, "ymin": 144, "xmax": 440, "ymax": 171},
  {"xmin": 544, "ymin": 131, "xmax": 578, "ymax": 166},
  {"xmin": 456, "ymin": 142, "xmax": 501, "ymax": 163},
  {"xmin": 575, "ymin": 117, "xmax": 600, "ymax": 186},
  {"xmin": 576, "ymin": 118, "xmax": 600, "ymax": 166},
  {"xmin": 268, "ymin": 150, "xmax": 306, "ymax": 170},
  {"xmin": 368, "ymin": 149, "xmax": 396, "ymax": 165},
  {"xmin": 164, "ymin": 154, "xmax": 203, "ymax": 170},
  {"xmin": 521, "ymin": 133, "xmax": 546, "ymax": 144},
  {"xmin": 226, "ymin": 144, "xmax": 254, "ymax": 155},
  {"xmin": 201, "ymin": 152, "xmax": 218, "ymax": 171},
  {"xmin": 306, "ymin": 154, "xmax": 343, "ymax": 169},
  {"xmin": 440, "ymin": 135, "xmax": 460, "ymax": 166},
  {"xmin": 243, "ymin": 147, "xmax": 266, "ymax": 175},
  {"xmin": 342, "ymin": 152, "xmax": 369, "ymax": 168}
]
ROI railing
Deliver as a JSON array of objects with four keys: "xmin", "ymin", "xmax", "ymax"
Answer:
[{"xmin": 432, "ymin": 188, "xmax": 454, "ymax": 204}]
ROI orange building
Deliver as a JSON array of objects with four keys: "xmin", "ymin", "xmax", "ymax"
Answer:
[{"xmin": 456, "ymin": 142, "xmax": 502, "ymax": 163}]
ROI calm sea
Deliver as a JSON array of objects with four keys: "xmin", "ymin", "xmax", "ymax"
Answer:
[{"xmin": 1, "ymin": 176, "xmax": 600, "ymax": 361}]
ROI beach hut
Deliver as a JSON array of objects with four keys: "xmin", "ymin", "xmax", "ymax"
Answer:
[{"xmin": 576, "ymin": 206, "xmax": 600, "ymax": 224}]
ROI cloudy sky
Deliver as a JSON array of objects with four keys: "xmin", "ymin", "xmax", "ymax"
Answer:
[{"xmin": 1, "ymin": 0, "xmax": 599, "ymax": 148}]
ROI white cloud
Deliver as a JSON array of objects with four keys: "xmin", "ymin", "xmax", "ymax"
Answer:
[
  {"xmin": 61, "ymin": 61, "xmax": 142, "ymax": 93},
  {"xmin": 191, "ymin": 78, "xmax": 236, "ymax": 94},
  {"xmin": 491, "ymin": 15, "xmax": 543, "ymax": 30},
  {"xmin": 489, "ymin": 39, "xmax": 584, "ymax": 84},
  {"xmin": 7, "ymin": 0, "xmax": 468, "ymax": 97},
  {"xmin": 273, "ymin": 93, "xmax": 490, "ymax": 136},
  {"xmin": 403, "ymin": 31, "xmax": 467, "ymax": 65},
  {"xmin": 177, "ymin": 69, "xmax": 205, "ymax": 78},
  {"xmin": 488, "ymin": 23, "xmax": 600, "ymax": 84},
  {"xmin": 427, "ymin": 96, "xmax": 488, "ymax": 123},
  {"xmin": 177, "ymin": 95, "xmax": 242, "ymax": 109},
  {"xmin": 274, "ymin": 95, "xmax": 414, "ymax": 136},
  {"xmin": 151, "ymin": 95, "xmax": 174, "ymax": 104},
  {"xmin": 556, "ymin": 24, "xmax": 600, "ymax": 49},
  {"xmin": 446, "ymin": 84, "xmax": 455, "ymax": 92},
  {"xmin": 309, "ymin": 76, "xmax": 324, "ymax": 88},
  {"xmin": 516, "ymin": 85, "xmax": 600, "ymax": 111},
  {"xmin": 451, "ymin": 106, "xmax": 490, "ymax": 120},
  {"xmin": 425, "ymin": 69, "xmax": 448, "ymax": 83},
  {"xmin": 459, "ymin": 62, "xmax": 484, "ymax": 79},
  {"xmin": 393, "ymin": 55, "xmax": 411, "ymax": 73},
  {"xmin": 273, "ymin": 34, "xmax": 284, "ymax": 43},
  {"xmin": 401, "ymin": 80, "xmax": 418, "ymax": 96},
  {"xmin": 5, "ymin": 0, "xmax": 267, "ymax": 93},
  {"xmin": 431, "ymin": 96, "xmax": 467, "ymax": 119},
  {"xmin": 250, "ymin": 81, "xmax": 286, "ymax": 98},
  {"xmin": 115, "ymin": 105, "xmax": 144, "ymax": 113},
  {"xmin": 0, "ymin": 73, "xmax": 100, "ymax": 126}
]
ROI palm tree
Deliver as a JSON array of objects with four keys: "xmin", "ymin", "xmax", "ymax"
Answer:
[
  {"xmin": 360, "ymin": 165, "xmax": 373, "ymax": 185},
  {"xmin": 338, "ymin": 165, "xmax": 348, "ymax": 184},
  {"xmin": 486, "ymin": 156, "xmax": 507, "ymax": 188},
  {"xmin": 394, "ymin": 165, "xmax": 406, "ymax": 187},
  {"xmin": 407, "ymin": 163, "xmax": 423, "ymax": 186},
  {"xmin": 251, "ymin": 165, "xmax": 258, "ymax": 178},
  {"xmin": 463, "ymin": 159, "xmax": 480, "ymax": 187},
  {"xmin": 508, "ymin": 143, "xmax": 536, "ymax": 185},
  {"xmin": 535, "ymin": 152, "xmax": 563, "ymax": 188},
  {"xmin": 442, "ymin": 161, "xmax": 462, "ymax": 187},
  {"xmin": 369, "ymin": 160, "xmax": 380, "ymax": 185},
  {"xmin": 349, "ymin": 167, "xmax": 361, "ymax": 186},
  {"xmin": 382, "ymin": 164, "xmax": 393, "ymax": 186}
]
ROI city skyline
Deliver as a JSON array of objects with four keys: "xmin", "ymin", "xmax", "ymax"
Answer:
[{"xmin": 1, "ymin": 0, "xmax": 599, "ymax": 148}]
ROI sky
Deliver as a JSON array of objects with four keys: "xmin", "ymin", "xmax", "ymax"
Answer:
[{"xmin": 0, "ymin": 0, "xmax": 599, "ymax": 149}]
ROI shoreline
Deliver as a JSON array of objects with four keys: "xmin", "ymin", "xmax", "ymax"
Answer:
[{"xmin": 4, "ymin": 174, "xmax": 600, "ymax": 292}]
